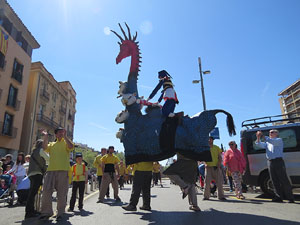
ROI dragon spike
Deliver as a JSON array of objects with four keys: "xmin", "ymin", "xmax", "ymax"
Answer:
[
  {"xmin": 118, "ymin": 23, "xmax": 128, "ymax": 40},
  {"xmin": 118, "ymin": 42, "xmax": 121, "ymax": 46},
  {"xmin": 133, "ymin": 32, "xmax": 138, "ymax": 41},
  {"xmin": 125, "ymin": 23, "xmax": 132, "ymax": 40},
  {"xmin": 111, "ymin": 30, "xmax": 124, "ymax": 42}
]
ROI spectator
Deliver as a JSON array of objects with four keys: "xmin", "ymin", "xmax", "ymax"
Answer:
[
  {"xmin": 223, "ymin": 141, "xmax": 246, "ymax": 199},
  {"xmin": 256, "ymin": 130, "xmax": 294, "ymax": 203},
  {"xmin": 98, "ymin": 146, "xmax": 121, "ymax": 203},
  {"xmin": 7, "ymin": 152, "xmax": 26, "ymax": 186},
  {"xmin": 152, "ymin": 162, "xmax": 163, "ymax": 187},
  {"xmin": 122, "ymin": 161, "xmax": 153, "ymax": 211},
  {"xmin": 25, "ymin": 139, "xmax": 48, "ymax": 219},
  {"xmin": 2, "ymin": 154, "xmax": 14, "ymax": 172},
  {"xmin": 39, "ymin": 127, "xmax": 74, "ymax": 221},
  {"xmin": 68, "ymin": 153, "xmax": 88, "ymax": 212},
  {"xmin": 203, "ymin": 137, "xmax": 226, "ymax": 201},
  {"xmin": 23, "ymin": 155, "xmax": 31, "ymax": 173}
]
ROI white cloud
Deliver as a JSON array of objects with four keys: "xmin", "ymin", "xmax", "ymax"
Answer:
[
  {"xmin": 140, "ymin": 21, "xmax": 153, "ymax": 35},
  {"xmin": 261, "ymin": 82, "xmax": 270, "ymax": 98},
  {"xmin": 89, "ymin": 122, "xmax": 110, "ymax": 131},
  {"xmin": 104, "ymin": 26, "xmax": 111, "ymax": 35}
]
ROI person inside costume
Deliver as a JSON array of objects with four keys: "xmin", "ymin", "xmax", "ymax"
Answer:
[{"xmin": 147, "ymin": 70, "xmax": 179, "ymax": 118}]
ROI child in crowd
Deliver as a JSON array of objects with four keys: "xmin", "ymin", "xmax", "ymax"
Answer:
[
  {"xmin": 0, "ymin": 178, "xmax": 8, "ymax": 196},
  {"xmin": 68, "ymin": 153, "xmax": 88, "ymax": 211}
]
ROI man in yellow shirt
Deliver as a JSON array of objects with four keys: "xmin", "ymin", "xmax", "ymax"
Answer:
[
  {"xmin": 93, "ymin": 148, "xmax": 110, "ymax": 200},
  {"xmin": 122, "ymin": 162, "xmax": 153, "ymax": 211},
  {"xmin": 68, "ymin": 153, "xmax": 88, "ymax": 212},
  {"xmin": 203, "ymin": 137, "xmax": 226, "ymax": 201},
  {"xmin": 98, "ymin": 146, "xmax": 121, "ymax": 203},
  {"xmin": 39, "ymin": 127, "xmax": 74, "ymax": 221}
]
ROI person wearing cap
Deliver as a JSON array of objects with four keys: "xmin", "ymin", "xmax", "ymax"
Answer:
[
  {"xmin": 203, "ymin": 137, "xmax": 226, "ymax": 201},
  {"xmin": 25, "ymin": 139, "xmax": 49, "ymax": 219},
  {"xmin": 68, "ymin": 152, "xmax": 88, "ymax": 212},
  {"xmin": 256, "ymin": 130, "xmax": 294, "ymax": 203},
  {"xmin": 39, "ymin": 127, "xmax": 74, "ymax": 221},
  {"xmin": 98, "ymin": 146, "xmax": 121, "ymax": 203},
  {"xmin": 147, "ymin": 70, "xmax": 179, "ymax": 118}
]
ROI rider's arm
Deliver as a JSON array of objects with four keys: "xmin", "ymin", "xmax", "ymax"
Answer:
[{"xmin": 148, "ymin": 80, "xmax": 163, "ymax": 100}]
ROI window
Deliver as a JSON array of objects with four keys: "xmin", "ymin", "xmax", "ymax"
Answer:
[
  {"xmin": 0, "ymin": 51, "xmax": 5, "ymax": 69},
  {"xmin": 7, "ymin": 84, "xmax": 18, "ymax": 108},
  {"xmin": 11, "ymin": 59, "xmax": 24, "ymax": 83},
  {"xmin": 2, "ymin": 112, "xmax": 13, "ymax": 136},
  {"xmin": 39, "ymin": 104, "xmax": 45, "ymax": 115},
  {"xmin": 252, "ymin": 129, "xmax": 297, "ymax": 151},
  {"xmin": 50, "ymin": 111, "xmax": 55, "ymax": 120}
]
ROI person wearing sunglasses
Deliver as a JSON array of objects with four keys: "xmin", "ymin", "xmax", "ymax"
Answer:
[{"xmin": 256, "ymin": 130, "xmax": 294, "ymax": 203}]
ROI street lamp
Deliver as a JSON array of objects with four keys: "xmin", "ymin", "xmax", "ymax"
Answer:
[{"xmin": 192, "ymin": 57, "xmax": 210, "ymax": 111}]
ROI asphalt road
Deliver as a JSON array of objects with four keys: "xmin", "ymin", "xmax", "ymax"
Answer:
[{"xmin": 1, "ymin": 180, "xmax": 300, "ymax": 225}]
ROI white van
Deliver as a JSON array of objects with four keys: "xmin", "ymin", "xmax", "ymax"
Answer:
[{"xmin": 240, "ymin": 114, "xmax": 300, "ymax": 195}]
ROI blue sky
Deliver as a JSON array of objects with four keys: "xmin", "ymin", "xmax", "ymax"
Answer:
[{"xmin": 8, "ymin": 0, "xmax": 300, "ymax": 163}]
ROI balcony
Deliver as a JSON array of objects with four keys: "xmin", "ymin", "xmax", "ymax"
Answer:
[
  {"xmin": 284, "ymin": 97, "xmax": 294, "ymax": 106},
  {"xmin": 0, "ymin": 122, "xmax": 17, "ymax": 138},
  {"xmin": 40, "ymin": 89, "xmax": 50, "ymax": 101},
  {"xmin": 36, "ymin": 113, "xmax": 60, "ymax": 128},
  {"xmin": 59, "ymin": 105, "xmax": 66, "ymax": 114}
]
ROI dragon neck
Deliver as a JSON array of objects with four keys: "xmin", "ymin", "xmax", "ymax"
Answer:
[{"xmin": 127, "ymin": 42, "xmax": 141, "ymax": 96}]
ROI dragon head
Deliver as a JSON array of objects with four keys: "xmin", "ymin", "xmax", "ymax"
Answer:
[{"xmin": 111, "ymin": 23, "xmax": 141, "ymax": 73}]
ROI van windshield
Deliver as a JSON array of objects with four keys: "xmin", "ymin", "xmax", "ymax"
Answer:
[{"xmin": 252, "ymin": 129, "xmax": 297, "ymax": 151}]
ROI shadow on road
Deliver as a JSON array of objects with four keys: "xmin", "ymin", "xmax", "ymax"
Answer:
[{"xmin": 128, "ymin": 208, "xmax": 299, "ymax": 225}]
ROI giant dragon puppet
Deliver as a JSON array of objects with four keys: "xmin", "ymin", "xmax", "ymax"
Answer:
[{"xmin": 112, "ymin": 23, "xmax": 236, "ymax": 165}]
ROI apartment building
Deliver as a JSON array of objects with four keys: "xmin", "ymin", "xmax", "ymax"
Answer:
[
  {"xmin": 278, "ymin": 79, "xmax": 300, "ymax": 119},
  {"xmin": 0, "ymin": 0, "xmax": 40, "ymax": 157},
  {"xmin": 20, "ymin": 62, "xmax": 76, "ymax": 154}
]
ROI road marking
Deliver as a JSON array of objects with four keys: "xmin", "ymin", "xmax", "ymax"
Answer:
[{"xmin": 66, "ymin": 190, "xmax": 99, "ymax": 210}]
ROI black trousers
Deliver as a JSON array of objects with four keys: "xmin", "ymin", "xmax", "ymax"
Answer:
[
  {"xmin": 25, "ymin": 174, "xmax": 43, "ymax": 214},
  {"xmin": 129, "ymin": 171, "xmax": 152, "ymax": 207},
  {"xmin": 97, "ymin": 176, "xmax": 109, "ymax": 196},
  {"xmin": 268, "ymin": 158, "xmax": 294, "ymax": 201},
  {"xmin": 118, "ymin": 175, "xmax": 124, "ymax": 188},
  {"xmin": 69, "ymin": 181, "xmax": 85, "ymax": 210}
]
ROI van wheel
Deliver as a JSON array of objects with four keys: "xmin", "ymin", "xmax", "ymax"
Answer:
[{"xmin": 260, "ymin": 172, "xmax": 274, "ymax": 196}]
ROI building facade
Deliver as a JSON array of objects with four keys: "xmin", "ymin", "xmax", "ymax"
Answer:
[
  {"xmin": 20, "ymin": 62, "xmax": 76, "ymax": 155},
  {"xmin": 278, "ymin": 79, "xmax": 300, "ymax": 119},
  {"xmin": 0, "ymin": 0, "xmax": 40, "ymax": 157}
]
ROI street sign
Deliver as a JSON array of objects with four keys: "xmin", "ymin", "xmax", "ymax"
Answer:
[{"xmin": 209, "ymin": 127, "xmax": 220, "ymax": 139}]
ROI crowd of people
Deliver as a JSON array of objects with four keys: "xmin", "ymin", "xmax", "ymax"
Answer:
[{"xmin": 0, "ymin": 126, "xmax": 295, "ymax": 221}]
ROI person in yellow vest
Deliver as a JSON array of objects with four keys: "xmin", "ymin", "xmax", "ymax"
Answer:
[
  {"xmin": 122, "ymin": 161, "xmax": 153, "ymax": 211},
  {"xmin": 98, "ymin": 146, "xmax": 121, "ymax": 203},
  {"xmin": 93, "ymin": 148, "xmax": 110, "ymax": 200},
  {"xmin": 68, "ymin": 153, "xmax": 88, "ymax": 211},
  {"xmin": 118, "ymin": 160, "xmax": 126, "ymax": 190},
  {"xmin": 39, "ymin": 127, "xmax": 74, "ymax": 221},
  {"xmin": 152, "ymin": 161, "xmax": 163, "ymax": 187}
]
